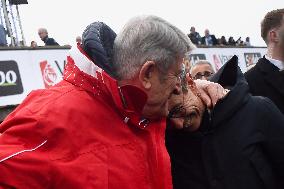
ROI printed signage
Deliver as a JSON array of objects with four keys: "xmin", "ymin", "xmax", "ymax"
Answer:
[
  {"xmin": 212, "ymin": 54, "xmax": 235, "ymax": 71},
  {"xmin": 0, "ymin": 60, "xmax": 23, "ymax": 96},
  {"xmin": 189, "ymin": 54, "xmax": 206, "ymax": 65},
  {"xmin": 244, "ymin": 53, "xmax": 261, "ymax": 67},
  {"xmin": 40, "ymin": 60, "xmax": 58, "ymax": 88}
]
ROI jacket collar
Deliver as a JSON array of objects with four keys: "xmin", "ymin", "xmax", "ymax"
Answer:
[
  {"xmin": 210, "ymin": 81, "xmax": 249, "ymax": 128},
  {"xmin": 257, "ymin": 57, "xmax": 284, "ymax": 96},
  {"xmin": 265, "ymin": 55, "xmax": 284, "ymax": 71},
  {"xmin": 63, "ymin": 46, "xmax": 151, "ymax": 129},
  {"xmin": 257, "ymin": 56, "xmax": 280, "ymax": 73},
  {"xmin": 209, "ymin": 55, "xmax": 250, "ymax": 128}
]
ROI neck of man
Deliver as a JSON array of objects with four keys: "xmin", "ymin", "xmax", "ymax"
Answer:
[{"xmin": 267, "ymin": 43, "xmax": 284, "ymax": 62}]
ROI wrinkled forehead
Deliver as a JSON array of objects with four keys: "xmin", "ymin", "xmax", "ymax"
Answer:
[{"xmin": 193, "ymin": 63, "xmax": 214, "ymax": 72}]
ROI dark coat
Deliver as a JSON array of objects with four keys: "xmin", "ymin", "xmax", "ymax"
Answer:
[
  {"xmin": 166, "ymin": 56, "xmax": 284, "ymax": 189},
  {"xmin": 245, "ymin": 57, "xmax": 284, "ymax": 114},
  {"xmin": 201, "ymin": 34, "xmax": 217, "ymax": 45},
  {"xmin": 188, "ymin": 32, "xmax": 201, "ymax": 45},
  {"xmin": 43, "ymin": 36, "xmax": 59, "ymax": 46}
]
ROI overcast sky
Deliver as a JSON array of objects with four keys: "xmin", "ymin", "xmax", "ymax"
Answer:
[{"xmin": 17, "ymin": 0, "xmax": 284, "ymax": 47}]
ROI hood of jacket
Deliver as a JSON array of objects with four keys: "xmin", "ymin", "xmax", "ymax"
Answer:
[
  {"xmin": 63, "ymin": 22, "xmax": 151, "ymax": 129},
  {"xmin": 208, "ymin": 55, "xmax": 250, "ymax": 129}
]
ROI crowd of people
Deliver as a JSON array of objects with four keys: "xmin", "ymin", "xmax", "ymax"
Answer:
[
  {"xmin": 0, "ymin": 7, "xmax": 283, "ymax": 189},
  {"xmin": 0, "ymin": 24, "xmax": 252, "ymax": 48},
  {"xmin": 0, "ymin": 25, "xmax": 61, "ymax": 47},
  {"xmin": 188, "ymin": 26, "xmax": 252, "ymax": 46}
]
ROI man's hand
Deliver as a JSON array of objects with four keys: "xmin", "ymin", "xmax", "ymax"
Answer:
[{"xmin": 194, "ymin": 79, "xmax": 228, "ymax": 109}]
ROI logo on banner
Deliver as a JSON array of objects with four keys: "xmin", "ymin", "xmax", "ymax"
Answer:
[
  {"xmin": 40, "ymin": 60, "xmax": 58, "ymax": 88},
  {"xmin": 213, "ymin": 54, "xmax": 235, "ymax": 71},
  {"xmin": 189, "ymin": 54, "xmax": 206, "ymax": 65},
  {"xmin": 0, "ymin": 60, "xmax": 23, "ymax": 96},
  {"xmin": 244, "ymin": 53, "xmax": 261, "ymax": 67}
]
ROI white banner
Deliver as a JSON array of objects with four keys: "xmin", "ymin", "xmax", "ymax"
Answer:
[
  {"xmin": 0, "ymin": 48, "xmax": 68, "ymax": 106},
  {"xmin": 189, "ymin": 47, "xmax": 267, "ymax": 73},
  {"xmin": 0, "ymin": 47, "xmax": 267, "ymax": 106}
]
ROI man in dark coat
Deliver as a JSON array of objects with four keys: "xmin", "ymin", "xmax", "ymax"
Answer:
[
  {"xmin": 245, "ymin": 9, "xmax": 284, "ymax": 114},
  {"xmin": 201, "ymin": 29, "xmax": 217, "ymax": 46},
  {"xmin": 166, "ymin": 56, "xmax": 284, "ymax": 189},
  {"xmin": 38, "ymin": 28, "xmax": 59, "ymax": 46},
  {"xmin": 187, "ymin": 26, "xmax": 201, "ymax": 45}
]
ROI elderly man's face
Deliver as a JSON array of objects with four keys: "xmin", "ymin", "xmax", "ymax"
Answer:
[
  {"xmin": 142, "ymin": 60, "xmax": 183, "ymax": 120},
  {"xmin": 205, "ymin": 29, "xmax": 210, "ymax": 36},
  {"xmin": 190, "ymin": 27, "xmax": 195, "ymax": 34},
  {"xmin": 168, "ymin": 77, "xmax": 205, "ymax": 132},
  {"xmin": 38, "ymin": 29, "xmax": 47, "ymax": 40},
  {"xmin": 191, "ymin": 63, "xmax": 214, "ymax": 80}
]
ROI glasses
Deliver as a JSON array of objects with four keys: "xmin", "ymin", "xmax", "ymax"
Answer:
[
  {"xmin": 167, "ymin": 103, "xmax": 194, "ymax": 129},
  {"xmin": 193, "ymin": 71, "xmax": 213, "ymax": 80}
]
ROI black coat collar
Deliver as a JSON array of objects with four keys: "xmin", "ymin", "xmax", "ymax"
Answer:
[
  {"xmin": 208, "ymin": 55, "xmax": 250, "ymax": 129},
  {"xmin": 256, "ymin": 57, "xmax": 284, "ymax": 96},
  {"xmin": 210, "ymin": 81, "xmax": 249, "ymax": 128}
]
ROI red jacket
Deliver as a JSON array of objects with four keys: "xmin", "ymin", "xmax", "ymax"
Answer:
[{"xmin": 0, "ymin": 47, "xmax": 173, "ymax": 189}]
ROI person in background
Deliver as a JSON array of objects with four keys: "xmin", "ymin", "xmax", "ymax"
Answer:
[
  {"xmin": 245, "ymin": 37, "xmax": 251, "ymax": 46},
  {"xmin": 0, "ymin": 24, "xmax": 7, "ymax": 46},
  {"xmin": 190, "ymin": 60, "xmax": 215, "ymax": 80},
  {"xmin": 30, "ymin": 40, "xmax": 37, "ymax": 48},
  {"xmin": 245, "ymin": 8, "xmax": 284, "ymax": 114},
  {"xmin": 76, "ymin": 36, "xmax": 82, "ymax": 46},
  {"xmin": 167, "ymin": 56, "xmax": 284, "ymax": 189},
  {"xmin": 236, "ymin": 37, "xmax": 244, "ymax": 46},
  {"xmin": 219, "ymin": 36, "xmax": 228, "ymax": 46},
  {"xmin": 228, "ymin": 36, "xmax": 236, "ymax": 46},
  {"xmin": 201, "ymin": 29, "xmax": 217, "ymax": 46},
  {"xmin": 38, "ymin": 28, "xmax": 59, "ymax": 46},
  {"xmin": 0, "ymin": 15, "xmax": 224, "ymax": 189},
  {"xmin": 188, "ymin": 26, "xmax": 201, "ymax": 45}
]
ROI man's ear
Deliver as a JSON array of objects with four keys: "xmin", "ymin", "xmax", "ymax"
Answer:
[
  {"xmin": 139, "ymin": 61, "xmax": 155, "ymax": 90},
  {"xmin": 269, "ymin": 30, "xmax": 279, "ymax": 43}
]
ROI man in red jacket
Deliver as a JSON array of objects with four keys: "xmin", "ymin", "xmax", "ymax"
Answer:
[{"xmin": 0, "ymin": 15, "xmax": 224, "ymax": 189}]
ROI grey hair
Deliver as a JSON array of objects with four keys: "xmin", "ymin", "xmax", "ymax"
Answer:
[
  {"xmin": 190, "ymin": 60, "xmax": 215, "ymax": 74},
  {"xmin": 113, "ymin": 15, "xmax": 195, "ymax": 80},
  {"xmin": 38, "ymin": 28, "xmax": 48, "ymax": 34}
]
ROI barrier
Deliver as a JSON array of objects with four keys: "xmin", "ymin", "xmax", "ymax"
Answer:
[{"xmin": 0, "ymin": 46, "xmax": 267, "ymax": 106}]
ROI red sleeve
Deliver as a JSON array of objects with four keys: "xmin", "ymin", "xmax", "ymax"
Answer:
[{"xmin": 0, "ymin": 108, "xmax": 50, "ymax": 189}]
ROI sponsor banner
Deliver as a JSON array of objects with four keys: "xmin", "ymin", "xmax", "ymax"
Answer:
[
  {"xmin": 0, "ymin": 60, "xmax": 23, "ymax": 97},
  {"xmin": 0, "ymin": 48, "xmax": 67, "ymax": 106},
  {"xmin": 189, "ymin": 47, "xmax": 267, "ymax": 73},
  {"xmin": 189, "ymin": 54, "xmax": 206, "ymax": 65},
  {"xmin": 0, "ymin": 47, "xmax": 267, "ymax": 106},
  {"xmin": 244, "ymin": 53, "xmax": 262, "ymax": 67}
]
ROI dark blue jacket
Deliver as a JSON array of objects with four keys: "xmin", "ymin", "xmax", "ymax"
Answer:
[{"xmin": 43, "ymin": 36, "xmax": 59, "ymax": 46}]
